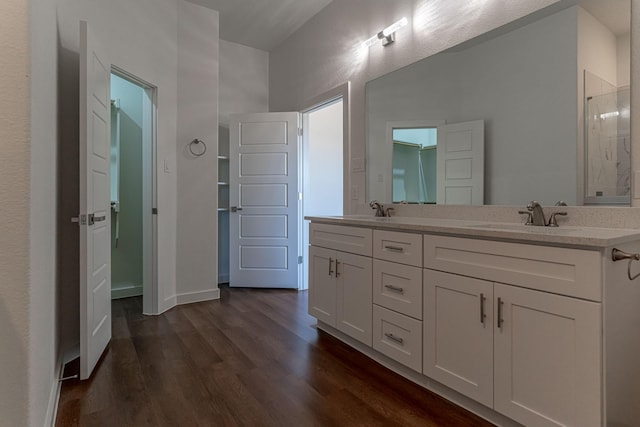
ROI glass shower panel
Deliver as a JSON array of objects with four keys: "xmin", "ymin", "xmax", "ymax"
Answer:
[{"xmin": 585, "ymin": 71, "xmax": 630, "ymax": 204}]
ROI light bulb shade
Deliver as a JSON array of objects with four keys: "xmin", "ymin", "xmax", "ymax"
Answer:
[
  {"xmin": 382, "ymin": 17, "xmax": 408, "ymax": 37},
  {"xmin": 362, "ymin": 34, "xmax": 380, "ymax": 49}
]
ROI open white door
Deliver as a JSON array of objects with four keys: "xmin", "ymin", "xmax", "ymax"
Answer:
[
  {"xmin": 79, "ymin": 21, "xmax": 112, "ymax": 379},
  {"xmin": 229, "ymin": 113, "xmax": 300, "ymax": 288},
  {"xmin": 437, "ymin": 120, "xmax": 484, "ymax": 205}
]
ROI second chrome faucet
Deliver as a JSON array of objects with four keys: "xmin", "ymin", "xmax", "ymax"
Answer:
[
  {"xmin": 519, "ymin": 200, "xmax": 567, "ymax": 227},
  {"xmin": 369, "ymin": 200, "xmax": 393, "ymax": 217}
]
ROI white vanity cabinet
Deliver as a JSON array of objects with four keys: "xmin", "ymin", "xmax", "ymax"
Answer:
[
  {"xmin": 309, "ymin": 223, "xmax": 373, "ymax": 345},
  {"xmin": 306, "ymin": 216, "xmax": 640, "ymax": 427},
  {"xmin": 424, "ymin": 236, "xmax": 602, "ymax": 427}
]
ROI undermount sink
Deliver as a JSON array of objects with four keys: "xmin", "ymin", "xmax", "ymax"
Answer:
[{"xmin": 472, "ymin": 223, "xmax": 582, "ymax": 233}]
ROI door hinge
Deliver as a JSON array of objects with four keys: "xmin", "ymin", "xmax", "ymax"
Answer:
[
  {"xmin": 298, "ymin": 256, "xmax": 303, "ymax": 264},
  {"xmin": 298, "ymin": 127, "xmax": 303, "ymax": 137},
  {"xmin": 152, "ymin": 207, "xmax": 158, "ymax": 215}
]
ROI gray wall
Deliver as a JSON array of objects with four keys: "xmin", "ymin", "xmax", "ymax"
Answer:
[
  {"xmin": 367, "ymin": 7, "xmax": 578, "ymax": 206},
  {"xmin": 269, "ymin": 0, "xmax": 562, "ymax": 212},
  {"xmin": 175, "ymin": 0, "xmax": 220, "ymax": 303}
]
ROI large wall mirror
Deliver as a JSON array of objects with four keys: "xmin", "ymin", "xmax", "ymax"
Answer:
[{"xmin": 366, "ymin": 0, "xmax": 631, "ymax": 207}]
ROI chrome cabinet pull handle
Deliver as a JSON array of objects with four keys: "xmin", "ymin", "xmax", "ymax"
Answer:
[
  {"xmin": 384, "ymin": 333, "xmax": 404, "ymax": 344},
  {"xmin": 335, "ymin": 260, "xmax": 341, "ymax": 278},
  {"xmin": 328, "ymin": 258, "xmax": 334, "ymax": 276},
  {"xmin": 384, "ymin": 245, "xmax": 404, "ymax": 252},
  {"xmin": 497, "ymin": 297, "xmax": 504, "ymax": 328},
  {"xmin": 384, "ymin": 284, "xmax": 404, "ymax": 293},
  {"xmin": 480, "ymin": 293, "xmax": 486, "ymax": 325}
]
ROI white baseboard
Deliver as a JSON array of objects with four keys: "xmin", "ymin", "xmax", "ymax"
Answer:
[
  {"xmin": 176, "ymin": 288, "xmax": 220, "ymax": 305},
  {"xmin": 45, "ymin": 353, "xmax": 64, "ymax": 427},
  {"xmin": 46, "ymin": 344, "xmax": 80, "ymax": 427},
  {"xmin": 111, "ymin": 283, "xmax": 143, "ymax": 299}
]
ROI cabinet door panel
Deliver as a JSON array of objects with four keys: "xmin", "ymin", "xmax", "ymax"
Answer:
[
  {"xmin": 494, "ymin": 284, "xmax": 601, "ymax": 427},
  {"xmin": 423, "ymin": 270, "xmax": 494, "ymax": 407},
  {"xmin": 309, "ymin": 246, "xmax": 337, "ymax": 327},
  {"xmin": 336, "ymin": 251, "xmax": 373, "ymax": 345}
]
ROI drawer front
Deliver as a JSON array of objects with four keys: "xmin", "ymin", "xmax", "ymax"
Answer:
[
  {"xmin": 373, "ymin": 305, "xmax": 422, "ymax": 372},
  {"xmin": 424, "ymin": 235, "xmax": 602, "ymax": 301},
  {"xmin": 373, "ymin": 230, "xmax": 423, "ymax": 267},
  {"xmin": 310, "ymin": 223, "xmax": 372, "ymax": 256},
  {"xmin": 373, "ymin": 260, "xmax": 423, "ymax": 320}
]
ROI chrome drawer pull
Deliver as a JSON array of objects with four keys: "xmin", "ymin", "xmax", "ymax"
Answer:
[
  {"xmin": 335, "ymin": 260, "xmax": 341, "ymax": 278},
  {"xmin": 480, "ymin": 293, "xmax": 486, "ymax": 325},
  {"xmin": 328, "ymin": 258, "xmax": 334, "ymax": 277},
  {"xmin": 384, "ymin": 333, "xmax": 404, "ymax": 344},
  {"xmin": 384, "ymin": 284, "xmax": 404, "ymax": 293},
  {"xmin": 384, "ymin": 245, "xmax": 404, "ymax": 252},
  {"xmin": 497, "ymin": 297, "xmax": 504, "ymax": 329}
]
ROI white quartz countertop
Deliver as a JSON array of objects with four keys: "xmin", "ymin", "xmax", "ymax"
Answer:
[{"xmin": 305, "ymin": 215, "xmax": 640, "ymax": 249}]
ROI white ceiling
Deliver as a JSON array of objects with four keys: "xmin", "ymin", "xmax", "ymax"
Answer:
[
  {"xmin": 187, "ymin": 0, "xmax": 333, "ymax": 51},
  {"xmin": 579, "ymin": 0, "xmax": 630, "ymax": 36},
  {"xmin": 187, "ymin": 0, "xmax": 628, "ymax": 52}
]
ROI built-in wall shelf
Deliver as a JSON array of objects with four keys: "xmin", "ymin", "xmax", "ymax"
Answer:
[
  {"xmin": 217, "ymin": 208, "xmax": 229, "ymax": 212},
  {"xmin": 217, "ymin": 155, "xmax": 229, "ymax": 160},
  {"xmin": 218, "ymin": 182, "xmax": 229, "ymax": 186}
]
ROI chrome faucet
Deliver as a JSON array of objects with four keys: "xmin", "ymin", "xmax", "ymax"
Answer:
[
  {"xmin": 369, "ymin": 200, "xmax": 386, "ymax": 217},
  {"xmin": 524, "ymin": 200, "xmax": 546, "ymax": 226}
]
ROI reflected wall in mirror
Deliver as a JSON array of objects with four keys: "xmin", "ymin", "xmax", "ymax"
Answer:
[{"xmin": 366, "ymin": 0, "xmax": 630, "ymax": 207}]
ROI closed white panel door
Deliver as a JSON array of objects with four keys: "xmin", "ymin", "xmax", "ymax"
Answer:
[
  {"xmin": 230, "ymin": 113, "xmax": 299, "ymax": 288},
  {"xmin": 423, "ymin": 270, "xmax": 494, "ymax": 407},
  {"xmin": 79, "ymin": 21, "xmax": 111, "ymax": 380},
  {"xmin": 494, "ymin": 283, "xmax": 601, "ymax": 427},
  {"xmin": 437, "ymin": 120, "xmax": 484, "ymax": 205}
]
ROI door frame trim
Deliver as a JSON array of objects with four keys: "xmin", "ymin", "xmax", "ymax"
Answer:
[{"xmin": 299, "ymin": 82, "xmax": 350, "ymax": 290}]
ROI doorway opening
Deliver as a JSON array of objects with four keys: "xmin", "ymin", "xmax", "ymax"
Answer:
[
  {"xmin": 109, "ymin": 67, "xmax": 158, "ymax": 314},
  {"xmin": 391, "ymin": 127, "xmax": 438, "ymax": 204},
  {"xmin": 300, "ymin": 95, "xmax": 345, "ymax": 290}
]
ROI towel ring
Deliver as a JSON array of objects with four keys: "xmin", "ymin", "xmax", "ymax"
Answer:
[{"xmin": 189, "ymin": 138, "xmax": 207, "ymax": 157}]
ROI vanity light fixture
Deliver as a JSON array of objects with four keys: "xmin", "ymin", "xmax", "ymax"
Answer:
[
  {"xmin": 599, "ymin": 111, "xmax": 620, "ymax": 120},
  {"xmin": 362, "ymin": 17, "xmax": 408, "ymax": 48}
]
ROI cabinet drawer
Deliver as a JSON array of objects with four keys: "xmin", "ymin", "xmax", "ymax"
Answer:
[
  {"xmin": 373, "ymin": 305, "xmax": 422, "ymax": 372},
  {"xmin": 424, "ymin": 235, "xmax": 601, "ymax": 301},
  {"xmin": 373, "ymin": 230, "xmax": 422, "ymax": 267},
  {"xmin": 373, "ymin": 260, "xmax": 422, "ymax": 320},
  {"xmin": 310, "ymin": 223, "xmax": 372, "ymax": 256}
]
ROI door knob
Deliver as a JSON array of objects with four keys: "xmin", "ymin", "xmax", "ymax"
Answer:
[{"xmin": 230, "ymin": 206, "xmax": 243, "ymax": 212}]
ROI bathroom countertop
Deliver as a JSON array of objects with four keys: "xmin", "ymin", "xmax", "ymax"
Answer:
[{"xmin": 306, "ymin": 215, "xmax": 640, "ymax": 249}]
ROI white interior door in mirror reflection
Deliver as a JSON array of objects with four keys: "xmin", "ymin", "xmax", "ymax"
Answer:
[{"xmin": 387, "ymin": 120, "xmax": 484, "ymax": 205}]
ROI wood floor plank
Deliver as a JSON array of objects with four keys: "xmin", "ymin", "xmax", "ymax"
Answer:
[{"xmin": 57, "ymin": 286, "xmax": 496, "ymax": 427}]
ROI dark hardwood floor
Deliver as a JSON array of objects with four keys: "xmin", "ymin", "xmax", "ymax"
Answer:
[{"xmin": 56, "ymin": 286, "xmax": 494, "ymax": 426}]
